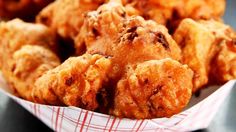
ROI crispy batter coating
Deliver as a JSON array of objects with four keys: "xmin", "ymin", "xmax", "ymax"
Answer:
[
  {"xmin": 210, "ymin": 38, "xmax": 236, "ymax": 83},
  {"xmin": 76, "ymin": 1, "xmax": 181, "ymax": 80},
  {"xmin": 0, "ymin": 0, "xmax": 54, "ymax": 20},
  {"xmin": 0, "ymin": 19, "xmax": 58, "ymax": 56},
  {"xmin": 174, "ymin": 18, "xmax": 235, "ymax": 92},
  {"xmin": 173, "ymin": 19, "xmax": 215, "ymax": 92},
  {"xmin": 75, "ymin": 2, "xmax": 192, "ymax": 118},
  {"xmin": 36, "ymin": 0, "xmax": 106, "ymax": 40},
  {"xmin": 33, "ymin": 54, "xmax": 111, "ymax": 110},
  {"xmin": 75, "ymin": 1, "xmax": 127, "ymax": 55},
  {"xmin": 0, "ymin": 19, "xmax": 59, "ymax": 100},
  {"xmin": 122, "ymin": 0, "xmax": 225, "ymax": 30},
  {"xmin": 6, "ymin": 45, "xmax": 60, "ymax": 101},
  {"xmin": 111, "ymin": 58, "xmax": 193, "ymax": 119}
]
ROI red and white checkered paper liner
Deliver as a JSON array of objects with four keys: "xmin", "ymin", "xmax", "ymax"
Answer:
[{"xmin": 0, "ymin": 74, "xmax": 235, "ymax": 132}]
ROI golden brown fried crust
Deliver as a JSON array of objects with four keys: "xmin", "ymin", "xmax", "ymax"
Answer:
[
  {"xmin": 75, "ymin": 1, "xmax": 181, "ymax": 80},
  {"xmin": 110, "ymin": 16, "xmax": 181, "ymax": 79},
  {"xmin": 174, "ymin": 18, "xmax": 235, "ymax": 92},
  {"xmin": 4, "ymin": 45, "xmax": 60, "ymax": 101},
  {"xmin": 122, "ymin": 0, "xmax": 225, "ymax": 30},
  {"xmin": 0, "ymin": 19, "xmax": 59, "ymax": 101},
  {"xmin": 33, "ymin": 54, "xmax": 111, "ymax": 110},
  {"xmin": 173, "ymin": 19, "xmax": 215, "ymax": 92},
  {"xmin": 36, "ymin": 0, "xmax": 106, "ymax": 40},
  {"xmin": 0, "ymin": 19, "xmax": 58, "ymax": 56},
  {"xmin": 0, "ymin": 19, "xmax": 58, "ymax": 70},
  {"xmin": 75, "ymin": 1, "xmax": 127, "ymax": 55},
  {"xmin": 0, "ymin": 0, "xmax": 54, "ymax": 20},
  {"xmin": 210, "ymin": 39, "xmax": 236, "ymax": 83},
  {"xmin": 111, "ymin": 59, "xmax": 193, "ymax": 119}
]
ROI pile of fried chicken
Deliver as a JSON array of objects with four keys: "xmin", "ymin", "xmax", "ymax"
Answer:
[{"xmin": 0, "ymin": 0, "xmax": 235, "ymax": 119}]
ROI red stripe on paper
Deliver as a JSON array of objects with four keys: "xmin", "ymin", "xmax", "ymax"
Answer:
[
  {"xmin": 104, "ymin": 116, "xmax": 111, "ymax": 131},
  {"xmin": 80, "ymin": 111, "xmax": 89, "ymax": 132},
  {"xmin": 55, "ymin": 108, "xmax": 61, "ymax": 131},
  {"xmin": 109, "ymin": 117, "xmax": 117, "ymax": 131},
  {"xmin": 59, "ymin": 108, "xmax": 65, "ymax": 132},
  {"xmin": 136, "ymin": 120, "xmax": 144, "ymax": 132},
  {"xmin": 114, "ymin": 119, "xmax": 121, "ymax": 132},
  {"xmin": 74, "ymin": 109, "xmax": 83, "ymax": 132},
  {"xmin": 51, "ymin": 107, "xmax": 55, "ymax": 128},
  {"xmin": 85, "ymin": 112, "xmax": 94, "ymax": 132}
]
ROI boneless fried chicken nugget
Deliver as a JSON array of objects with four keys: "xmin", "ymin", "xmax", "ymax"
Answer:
[
  {"xmin": 75, "ymin": 1, "xmax": 130, "ymax": 55},
  {"xmin": 210, "ymin": 38, "xmax": 236, "ymax": 83},
  {"xmin": 174, "ymin": 18, "xmax": 236, "ymax": 92},
  {"xmin": 0, "ymin": 0, "xmax": 54, "ymax": 20},
  {"xmin": 122, "ymin": 0, "xmax": 225, "ymax": 29},
  {"xmin": 0, "ymin": 19, "xmax": 59, "ymax": 100},
  {"xmin": 36, "ymin": 0, "xmax": 106, "ymax": 40},
  {"xmin": 75, "ymin": 2, "xmax": 192, "ymax": 118},
  {"xmin": 201, "ymin": 20, "xmax": 236, "ymax": 83},
  {"xmin": 7, "ymin": 45, "xmax": 60, "ymax": 101},
  {"xmin": 173, "ymin": 19, "xmax": 215, "ymax": 92},
  {"xmin": 75, "ymin": 1, "xmax": 181, "ymax": 80},
  {"xmin": 111, "ymin": 58, "xmax": 193, "ymax": 119},
  {"xmin": 33, "ymin": 54, "xmax": 111, "ymax": 110},
  {"xmin": 0, "ymin": 19, "xmax": 58, "ymax": 61}
]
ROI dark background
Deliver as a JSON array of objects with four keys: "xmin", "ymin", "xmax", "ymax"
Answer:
[{"xmin": 0, "ymin": 0, "xmax": 235, "ymax": 132}]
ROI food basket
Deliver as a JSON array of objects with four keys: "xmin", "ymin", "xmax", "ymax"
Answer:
[{"xmin": 0, "ymin": 73, "xmax": 235, "ymax": 132}]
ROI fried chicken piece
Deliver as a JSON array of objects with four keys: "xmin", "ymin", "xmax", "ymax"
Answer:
[
  {"xmin": 111, "ymin": 58, "xmax": 193, "ymax": 119},
  {"xmin": 173, "ymin": 18, "xmax": 235, "ymax": 92},
  {"xmin": 33, "ymin": 54, "xmax": 111, "ymax": 110},
  {"xmin": 210, "ymin": 38, "xmax": 236, "ymax": 83},
  {"xmin": 0, "ymin": 0, "xmax": 54, "ymax": 20},
  {"xmin": 122, "ymin": 0, "xmax": 225, "ymax": 31},
  {"xmin": 173, "ymin": 19, "xmax": 215, "ymax": 92},
  {"xmin": 0, "ymin": 19, "xmax": 58, "ymax": 56},
  {"xmin": 75, "ymin": 1, "xmax": 181, "ymax": 80},
  {"xmin": 5, "ymin": 45, "xmax": 60, "ymax": 101},
  {"xmin": 36, "ymin": 0, "xmax": 106, "ymax": 40},
  {"xmin": 0, "ymin": 19, "xmax": 58, "ymax": 69},
  {"xmin": 0, "ymin": 19, "xmax": 59, "ymax": 100}
]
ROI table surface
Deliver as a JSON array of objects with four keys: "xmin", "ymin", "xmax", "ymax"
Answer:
[{"xmin": 0, "ymin": 0, "xmax": 236, "ymax": 132}]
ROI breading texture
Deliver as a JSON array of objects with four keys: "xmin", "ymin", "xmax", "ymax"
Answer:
[
  {"xmin": 173, "ymin": 19, "xmax": 215, "ymax": 92},
  {"xmin": 174, "ymin": 18, "xmax": 236, "ymax": 92},
  {"xmin": 75, "ymin": 1, "xmax": 181, "ymax": 80},
  {"xmin": 122, "ymin": 0, "xmax": 225, "ymax": 31},
  {"xmin": 75, "ymin": 2, "xmax": 192, "ymax": 118},
  {"xmin": 0, "ymin": 19, "xmax": 59, "ymax": 100},
  {"xmin": 7, "ymin": 45, "xmax": 60, "ymax": 101},
  {"xmin": 111, "ymin": 59, "xmax": 193, "ymax": 119},
  {"xmin": 36, "ymin": 0, "xmax": 106, "ymax": 40},
  {"xmin": 210, "ymin": 38, "xmax": 236, "ymax": 83},
  {"xmin": 33, "ymin": 54, "xmax": 111, "ymax": 110},
  {"xmin": 0, "ymin": 0, "xmax": 54, "ymax": 20}
]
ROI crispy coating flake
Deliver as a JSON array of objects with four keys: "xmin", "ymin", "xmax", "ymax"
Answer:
[
  {"xmin": 36, "ymin": 0, "xmax": 106, "ymax": 40},
  {"xmin": 122, "ymin": 0, "xmax": 225, "ymax": 30},
  {"xmin": 0, "ymin": 19, "xmax": 59, "ymax": 100},
  {"xmin": 0, "ymin": 0, "xmax": 54, "ymax": 20},
  {"xmin": 0, "ymin": 19, "xmax": 58, "ymax": 57},
  {"xmin": 33, "ymin": 54, "xmax": 111, "ymax": 110},
  {"xmin": 174, "ymin": 18, "xmax": 235, "ymax": 92},
  {"xmin": 173, "ymin": 19, "xmax": 215, "ymax": 92},
  {"xmin": 3, "ymin": 45, "xmax": 60, "ymax": 101},
  {"xmin": 210, "ymin": 39, "xmax": 236, "ymax": 83},
  {"xmin": 111, "ymin": 58, "xmax": 193, "ymax": 119},
  {"xmin": 76, "ymin": 1, "xmax": 181, "ymax": 80}
]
